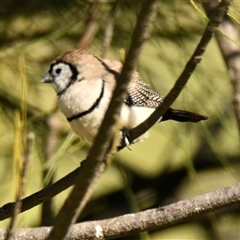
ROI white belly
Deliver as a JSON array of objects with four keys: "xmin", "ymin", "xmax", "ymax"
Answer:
[
  {"xmin": 58, "ymin": 79, "xmax": 158, "ymax": 143},
  {"xmin": 120, "ymin": 105, "xmax": 161, "ymax": 143},
  {"xmin": 58, "ymin": 79, "xmax": 111, "ymax": 142},
  {"xmin": 120, "ymin": 105, "xmax": 158, "ymax": 128}
]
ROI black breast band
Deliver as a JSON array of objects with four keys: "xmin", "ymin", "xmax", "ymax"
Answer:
[{"xmin": 67, "ymin": 80, "xmax": 105, "ymax": 122}]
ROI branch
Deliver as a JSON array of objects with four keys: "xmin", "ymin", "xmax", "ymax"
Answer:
[
  {"xmin": 47, "ymin": 1, "xmax": 160, "ymax": 239},
  {"xmin": 0, "ymin": 165, "xmax": 83, "ymax": 221},
  {"xmin": 0, "ymin": 0, "xmax": 231, "ymax": 222},
  {"xmin": 1, "ymin": 182, "xmax": 240, "ymax": 239},
  {"xmin": 41, "ymin": 108, "xmax": 61, "ymax": 226},
  {"xmin": 101, "ymin": 0, "xmax": 118, "ymax": 58},
  {"xmin": 123, "ymin": 0, "xmax": 232, "ymax": 146},
  {"xmin": 5, "ymin": 133, "xmax": 34, "ymax": 240},
  {"xmin": 202, "ymin": 0, "xmax": 240, "ymax": 136},
  {"xmin": 77, "ymin": 2, "xmax": 102, "ymax": 49}
]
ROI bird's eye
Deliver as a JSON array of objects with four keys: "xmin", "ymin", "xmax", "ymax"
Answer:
[{"xmin": 55, "ymin": 68, "xmax": 62, "ymax": 74}]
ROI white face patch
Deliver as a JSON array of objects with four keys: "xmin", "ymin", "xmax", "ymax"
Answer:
[{"xmin": 51, "ymin": 63, "xmax": 73, "ymax": 94}]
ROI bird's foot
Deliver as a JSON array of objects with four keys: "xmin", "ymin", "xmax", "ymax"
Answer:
[{"xmin": 121, "ymin": 127, "xmax": 132, "ymax": 150}]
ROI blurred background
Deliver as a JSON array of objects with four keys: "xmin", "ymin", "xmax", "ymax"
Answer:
[{"xmin": 0, "ymin": 0, "xmax": 240, "ymax": 239}]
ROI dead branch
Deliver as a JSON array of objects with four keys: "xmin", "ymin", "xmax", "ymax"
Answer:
[
  {"xmin": 47, "ymin": 1, "xmax": 160, "ymax": 239},
  {"xmin": 0, "ymin": 182, "xmax": 239, "ymax": 239}
]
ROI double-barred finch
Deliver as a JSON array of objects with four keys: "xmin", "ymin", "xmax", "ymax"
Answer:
[{"xmin": 41, "ymin": 49, "xmax": 208, "ymax": 145}]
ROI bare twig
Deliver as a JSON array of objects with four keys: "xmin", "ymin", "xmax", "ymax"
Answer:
[
  {"xmin": 0, "ymin": 165, "xmax": 83, "ymax": 221},
  {"xmin": 1, "ymin": 182, "xmax": 240, "ymax": 240},
  {"xmin": 124, "ymin": 0, "xmax": 232, "ymax": 146},
  {"xmin": 41, "ymin": 108, "xmax": 60, "ymax": 226},
  {"xmin": 77, "ymin": 2, "xmax": 102, "ymax": 49},
  {"xmin": 101, "ymin": 0, "xmax": 118, "ymax": 58},
  {"xmin": 202, "ymin": 0, "xmax": 240, "ymax": 136},
  {"xmin": 47, "ymin": 1, "xmax": 159, "ymax": 239},
  {"xmin": 5, "ymin": 133, "xmax": 34, "ymax": 240},
  {"xmin": 0, "ymin": 0, "xmax": 231, "ymax": 222}
]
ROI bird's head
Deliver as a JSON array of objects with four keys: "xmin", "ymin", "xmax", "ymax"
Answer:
[{"xmin": 41, "ymin": 60, "xmax": 78, "ymax": 95}]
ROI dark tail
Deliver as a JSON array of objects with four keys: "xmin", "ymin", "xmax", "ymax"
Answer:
[{"xmin": 161, "ymin": 108, "xmax": 208, "ymax": 123}]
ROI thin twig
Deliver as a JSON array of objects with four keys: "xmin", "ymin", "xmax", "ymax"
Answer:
[
  {"xmin": 0, "ymin": 165, "xmax": 82, "ymax": 221},
  {"xmin": 101, "ymin": 0, "xmax": 118, "ymax": 58},
  {"xmin": 0, "ymin": 0, "xmax": 231, "ymax": 222},
  {"xmin": 1, "ymin": 182, "xmax": 240, "ymax": 240},
  {"xmin": 47, "ymin": 1, "xmax": 159, "ymax": 239},
  {"xmin": 77, "ymin": 2, "xmax": 102, "ymax": 49},
  {"xmin": 202, "ymin": 0, "xmax": 240, "ymax": 137},
  {"xmin": 5, "ymin": 133, "xmax": 34, "ymax": 240},
  {"xmin": 123, "ymin": 0, "xmax": 232, "ymax": 146},
  {"xmin": 41, "ymin": 108, "xmax": 60, "ymax": 226}
]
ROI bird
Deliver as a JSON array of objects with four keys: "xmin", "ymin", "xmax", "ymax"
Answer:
[{"xmin": 41, "ymin": 49, "xmax": 207, "ymax": 146}]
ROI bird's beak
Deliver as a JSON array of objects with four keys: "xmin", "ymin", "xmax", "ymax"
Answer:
[{"xmin": 41, "ymin": 72, "xmax": 53, "ymax": 83}]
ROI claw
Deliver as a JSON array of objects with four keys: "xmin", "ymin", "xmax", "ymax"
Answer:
[
  {"xmin": 121, "ymin": 128, "xmax": 132, "ymax": 150},
  {"xmin": 124, "ymin": 136, "xmax": 131, "ymax": 150}
]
